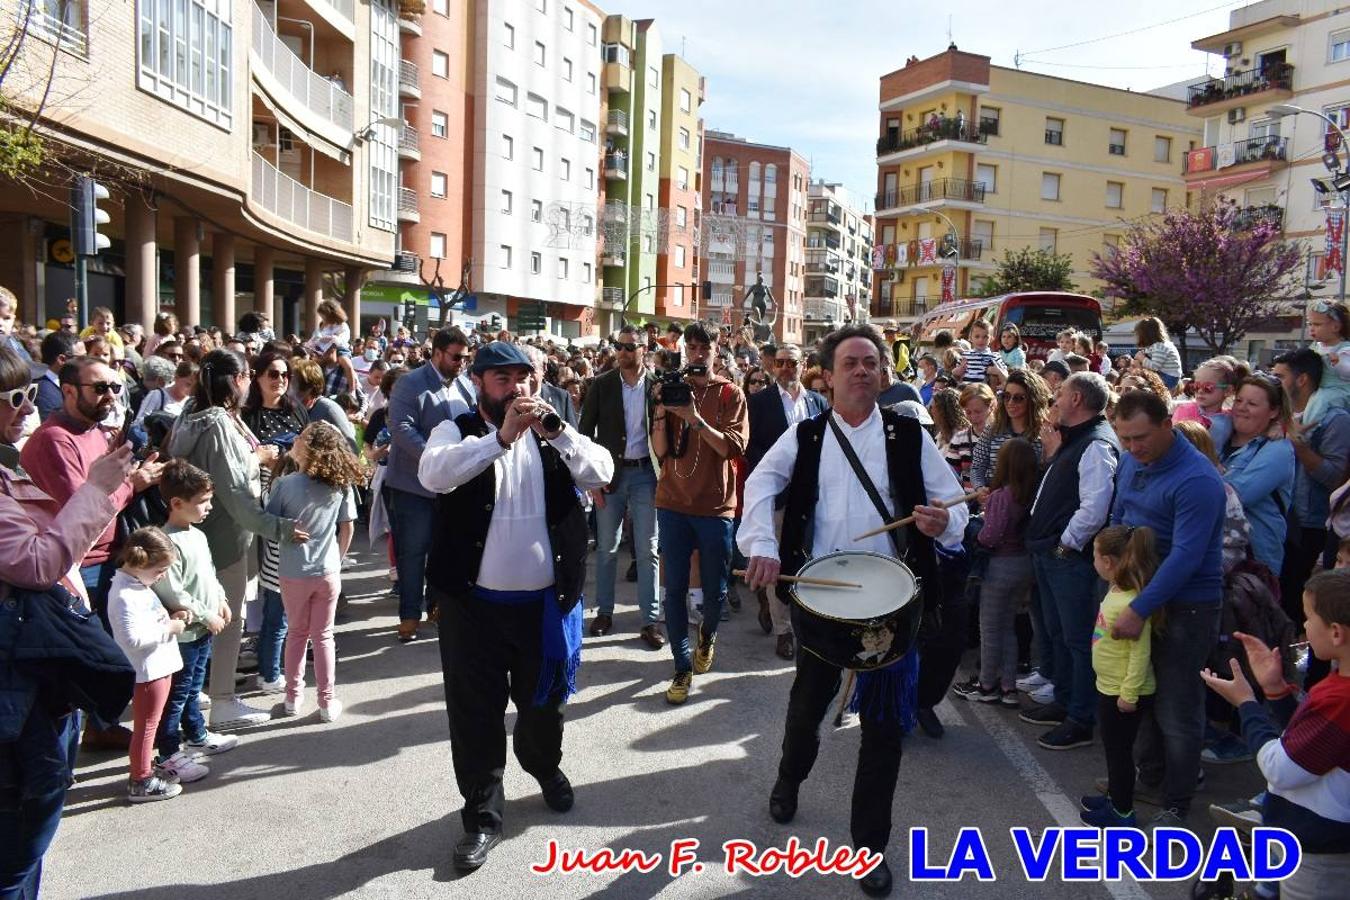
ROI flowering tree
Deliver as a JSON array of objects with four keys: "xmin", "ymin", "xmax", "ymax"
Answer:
[
  {"xmin": 1090, "ymin": 200, "xmax": 1303, "ymax": 361},
  {"xmin": 974, "ymin": 247, "xmax": 1076, "ymax": 297}
]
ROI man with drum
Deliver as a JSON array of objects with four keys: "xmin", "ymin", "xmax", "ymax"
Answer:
[{"xmin": 739, "ymin": 324, "xmax": 968, "ymax": 898}]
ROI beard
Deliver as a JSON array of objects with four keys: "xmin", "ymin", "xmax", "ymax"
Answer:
[
  {"xmin": 76, "ymin": 394, "xmax": 111, "ymax": 423},
  {"xmin": 480, "ymin": 393, "xmax": 512, "ymax": 427}
]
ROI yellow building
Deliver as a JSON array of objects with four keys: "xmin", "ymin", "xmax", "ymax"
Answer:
[{"xmin": 872, "ymin": 48, "xmax": 1201, "ymax": 324}]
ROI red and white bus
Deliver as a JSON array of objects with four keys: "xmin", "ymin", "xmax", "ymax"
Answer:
[{"xmin": 913, "ymin": 292, "xmax": 1103, "ymax": 362}]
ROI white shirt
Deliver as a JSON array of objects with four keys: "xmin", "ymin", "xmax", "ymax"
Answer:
[
  {"xmin": 108, "ymin": 570, "xmax": 185, "ymax": 683},
  {"xmin": 778, "ymin": 383, "xmax": 810, "ymax": 427},
  {"xmin": 620, "ymin": 372, "xmax": 649, "ymax": 459},
  {"xmin": 418, "ymin": 417, "xmax": 614, "ymax": 591},
  {"xmin": 1030, "ymin": 436, "xmax": 1118, "ymax": 552},
  {"xmin": 738, "ymin": 406, "xmax": 968, "ymax": 562}
]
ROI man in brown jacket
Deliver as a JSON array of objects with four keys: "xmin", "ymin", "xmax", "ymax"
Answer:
[{"xmin": 651, "ymin": 322, "xmax": 749, "ymax": 705}]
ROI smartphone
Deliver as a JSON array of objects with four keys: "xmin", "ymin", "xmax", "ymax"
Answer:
[{"xmin": 113, "ymin": 406, "xmax": 135, "ymax": 448}]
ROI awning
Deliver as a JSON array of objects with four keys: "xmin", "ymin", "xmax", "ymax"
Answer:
[
  {"xmin": 253, "ymin": 86, "xmax": 351, "ymax": 165},
  {"xmin": 1186, "ymin": 166, "xmax": 1271, "ymax": 194}
]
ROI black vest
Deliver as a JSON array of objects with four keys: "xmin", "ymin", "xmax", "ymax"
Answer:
[
  {"xmin": 777, "ymin": 408, "xmax": 941, "ymax": 605},
  {"xmin": 425, "ymin": 413, "xmax": 589, "ymax": 611},
  {"xmin": 1025, "ymin": 414, "xmax": 1120, "ymax": 554}
]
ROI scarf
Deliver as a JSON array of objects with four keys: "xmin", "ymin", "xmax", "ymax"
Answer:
[{"xmin": 471, "ymin": 586, "xmax": 583, "ymax": 707}]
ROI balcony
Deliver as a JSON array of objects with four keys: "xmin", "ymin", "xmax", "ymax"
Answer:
[
  {"xmin": 809, "ymin": 209, "xmax": 841, "ymax": 226},
  {"xmin": 250, "ymin": 152, "xmax": 353, "ymax": 243},
  {"xmin": 398, "ymin": 123, "xmax": 420, "ymax": 161},
  {"xmin": 876, "ymin": 116, "xmax": 988, "ymax": 160},
  {"xmin": 399, "ymin": 59, "xmax": 421, "ymax": 100},
  {"xmin": 606, "ymin": 109, "xmax": 629, "ymax": 137},
  {"xmin": 397, "ymin": 186, "xmax": 420, "ymax": 223},
  {"xmin": 805, "ymin": 250, "xmax": 840, "ymax": 274},
  {"xmin": 603, "ymin": 200, "xmax": 628, "ymax": 226},
  {"xmin": 804, "ymin": 276, "xmax": 840, "ymax": 298},
  {"xmin": 804, "ymin": 298, "xmax": 846, "ymax": 321},
  {"xmin": 601, "ymin": 286, "xmax": 626, "ymax": 308},
  {"xmin": 875, "ymin": 178, "xmax": 986, "ymax": 214},
  {"xmin": 602, "ymin": 248, "xmax": 627, "ymax": 267},
  {"xmin": 250, "ymin": 5, "xmax": 354, "ymax": 137},
  {"xmin": 390, "ymin": 250, "xmax": 419, "ymax": 273},
  {"xmin": 603, "ymin": 45, "xmax": 632, "ymax": 94},
  {"xmin": 1232, "ymin": 203, "xmax": 1284, "ymax": 231},
  {"xmin": 398, "ymin": 14, "xmax": 421, "ymax": 36},
  {"xmin": 1183, "ymin": 135, "xmax": 1289, "ymax": 177},
  {"xmin": 604, "ymin": 153, "xmax": 628, "ymax": 180},
  {"xmin": 1186, "ymin": 63, "xmax": 1294, "ymax": 115},
  {"xmin": 20, "ymin": 0, "xmax": 88, "ymax": 55},
  {"xmin": 807, "ymin": 234, "xmax": 841, "ymax": 252}
]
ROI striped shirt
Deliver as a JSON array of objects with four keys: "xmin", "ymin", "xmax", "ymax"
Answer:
[{"xmin": 962, "ymin": 348, "xmax": 1004, "ymax": 384}]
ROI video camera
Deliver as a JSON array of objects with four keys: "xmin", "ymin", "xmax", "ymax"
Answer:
[{"xmin": 658, "ymin": 349, "xmax": 691, "ymax": 407}]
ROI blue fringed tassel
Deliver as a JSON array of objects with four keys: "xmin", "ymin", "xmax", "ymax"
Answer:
[
  {"xmin": 848, "ymin": 647, "xmax": 921, "ymax": 733},
  {"xmin": 534, "ymin": 592, "xmax": 584, "ymax": 707}
]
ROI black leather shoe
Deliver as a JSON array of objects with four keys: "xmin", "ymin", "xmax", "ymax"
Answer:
[
  {"xmin": 916, "ymin": 707, "xmax": 944, "ymax": 738},
  {"xmin": 859, "ymin": 858, "xmax": 893, "ymax": 897},
  {"xmin": 769, "ymin": 778, "xmax": 798, "ymax": 824},
  {"xmin": 453, "ymin": 831, "xmax": 502, "ymax": 872},
  {"xmin": 539, "ymin": 771, "xmax": 574, "ymax": 812},
  {"xmin": 588, "ymin": 613, "xmax": 613, "ymax": 637}
]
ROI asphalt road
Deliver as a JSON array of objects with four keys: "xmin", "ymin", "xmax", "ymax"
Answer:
[{"xmin": 43, "ymin": 545, "xmax": 1264, "ymax": 899}]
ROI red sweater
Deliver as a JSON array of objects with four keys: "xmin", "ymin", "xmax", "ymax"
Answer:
[{"xmin": 20, "ymin": 411, "xmax": 135, "ymax": 566}]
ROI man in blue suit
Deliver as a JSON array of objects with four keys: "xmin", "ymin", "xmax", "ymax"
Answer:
[
  {"xmin": 386, "ymin": 326, "xmax": 472, "ymax": 642},
  {"xmin": 34, "ymin": 331, "xmax": 80, "ymax": 422},
  {"xmin": 745, "ymin": 343, "xmax": 827, "ymax": 658}
]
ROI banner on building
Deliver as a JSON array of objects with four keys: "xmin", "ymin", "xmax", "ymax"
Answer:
[
  {"xmin": 872, "ymin": 246, "xmax": 886, "ymax": 270},
  {"xmin": 941, "ymin": 264, "xmax": 957, "ymax": 303},
  {"xmin": 1187, "ymin": 147, "xmax": 1214, "ymax": 173},
  {"xmin": 1216, "ymin": 144, "xmax": 1237, "ymax": 170},
  {"xmin": 895, "ymin": 242, "xmax": 908, "ymax": 266},
  {"xmin": 1327, "ymin": 209, "xmax": 1345, "ymax": 276},
  {"xmin": 919, "ymin": 239, "xmax": 938, "ymax": 264}
]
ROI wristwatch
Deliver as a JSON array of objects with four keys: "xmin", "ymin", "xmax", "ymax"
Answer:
[{"xmin": 1052, "ymin": 544, "xmax": 1073, "ymax": 559}]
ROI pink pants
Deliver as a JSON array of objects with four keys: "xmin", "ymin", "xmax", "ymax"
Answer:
[
  {"xmin": 280, "ymin": 573, "xmax": 342, "ymax": 707},
  {"xmin": 131, "ymin": 677, "xmax": 172, "ymax": 781}
]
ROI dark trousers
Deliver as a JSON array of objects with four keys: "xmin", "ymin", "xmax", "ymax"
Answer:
[
  {"xmin": 916, "ymin": 554, "xmax": 971, "ymax": 710},
  {"xmin": 435, "ymin": 588, "xmax": 566, "ymax": 835},
  {"xmin": 387, "ymin": 488, "xmax": 437, "ymax": 623},
  {"xmin": 1098, "ymin": 691, "xmax": 1153, "ymax": 813},
  {"xmin": 1033, "ymin": 550, "xmax": 1104, "ymax": 726},
  {"xmin": 1280, "ymin": 526, "xmax": 1326, "ymax": 626},
  {"xmin": 778, "ymin": 649, "xmax": 904, "ymax": 854}
]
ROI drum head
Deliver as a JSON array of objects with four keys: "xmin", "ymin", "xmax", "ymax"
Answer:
[{"xmin": 794, "ymin": 551, "xmax": 917, "ymax": 620}]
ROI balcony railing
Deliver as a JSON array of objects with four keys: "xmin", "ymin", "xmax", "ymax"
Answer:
[
  {"xmin": 399, "ymin": 59, "xmax": 421, "ymax": 96},
  {"xmin": 604, "ymin": 153, "xmax": 629, "ymax": 178},
  {"xmin": 601, "ymin": 286, "xmax": 626, "ymax": 307},
  {"xmin": 21, "ymin": 0, "xmax": 87, "ymax": 54},
  {"xmin": 874, "ymin": 238, "xmax": 984, "ymax": 266},
  {"xmin": 809, "ymin": 209, "xmax": 841, "ymax": 224},
  {"xmin": 804, "ymin": 277, "xmax": 840, "ymax": 298},
  {"xmin": 399, "ymin": 123, "xmax": 420, "ymax": 155},
  {"xmin": 876, "ymin": 178, "xmax": 986, "ymax": 211},
  {"xmin": 606, "ymin": 109, "xmax": 629, "ymax": 134},
  {"xmin": 1187, "ymin": 63, "xmax": 1294, "ymax": 109},
  {"xmin": 876, "ymin": 116, "xmax": 988, "ymax": 157},
  {"xmin": 804, "ymin": 298, "xmax": 846, "ymax": 321},
  {"xmin": 398, "ymin": 186, "xmax": 419, "ymax": 217},
  {"xmin": 250, "ymin": 152, "xmax": 353, "ymax": 242},
  {"xmin": 251, "ymin": 5, "xmax": 354, "ymax": 133},
  {"xmin": 319, "ymin": 0, "xmax": 355, "ymax": 22},
  {"xmin": 1183, "ymin": 136, "xmax": 1289, "ymax": 175},
  {"xmin": 1232, "ymin": 203, "xmax": 1284, "ymax": 231},
  {"xmin": 390, "ymin": 250, "xmax": 419, "ymax": 273}
]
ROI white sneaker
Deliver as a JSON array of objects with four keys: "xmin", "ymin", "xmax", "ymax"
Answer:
[
  {"xmin": 156, "ymin": 751, "xmax": 209, "ymax": 783},
  {"xmin": 1016, "ymin": 670, "xmax": 1050, "ymax": 692},
  {"xmin": 185, "ymin": 730, "xmax": 239, "ymax": 755},
  {"xmin": 209, "ymin": 697, "xmax": 272, "ymax": 730},
  {"xmin": 197, "ymin": 692, "xmax": 212, "ymax": 710},
  {"xmin": 1031, "ymin": 682, "xmax": 1057, "ymax": 705},
  {"xmin": 279, "ymin": 697, "xmax": 304, "ymax": 718},
  {"xmin": 319, "ymin": 699, "xmax": 344, "ymax": 723},
  {"xmin": 257, "ymin": 676, "xmax": 286, "ymax": 695}
]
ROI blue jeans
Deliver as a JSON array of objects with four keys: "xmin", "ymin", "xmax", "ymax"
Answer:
[
  {"xmin": 593, "ymin": 463, "xmax": 659, "ymax": 624},
  {"xmin": 387, "ymin": 488, "xmax": 437, "ymax": 623},
  {"xmin": 1136, "ymin": 603, "xmax": 1220, "ymax": 815},
  {"xmin": 256, "ymin": 588, "xmax": 287, "ymax": 683},
  {"xmin": 155, "ymin": 634, "xmax": 212, "ymax": 758},
  {"xmin": 1032, "ymin": 550, "xmax": 1103, "ymax": 726},
  {"xmin": 0, "ymin": 707, "xmax": 74, "ymax": 900},
  {"xmin": 657, "ymin": 510, "xmax": 732, "ymax": 673},
  {"xmin": 78, "ymin": 561, "xmax": 117, "ymax": 734}
]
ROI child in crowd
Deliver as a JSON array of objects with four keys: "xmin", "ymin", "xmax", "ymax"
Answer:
[
  {"xmin": 265, "ymin": 422, "xmax": 364, "ymax": 722},
  {"xmin": 151, "ymin": 461, "xmax": 237, "ymax": 782},
  {"xmin": 957, "ymin": 321, "xmax": 1006, "ymax": 385},
  {"xmin": 108, "ymin": 527, "xmax": 187, "ymax": 803},
  {"xmin": 1201, "ymin": 570, "xmax": 1350, "ymax": 898},
  {"xmin": 309, "ymin": 299, "xmax": 351, "ymax": 355},
  {"xmin": 954, "ymin": 438, "xmax": 1039, "ymax": 706},
  {"xmin": 1303, "ymin": 300, "xmax": 1350, "ymax": 427},
  {"xmin": 1046, "ymin": 328, "xmax": 1077, "ymax": 366},
  {"xmin": 1132, "ymin": 317, "xmax": 1183, "ymax": 390},
  {"xmin": 1171, "ymin": 356, "xmax": 1245, "ymax": 450},
  {"xmin": 256, "ymin": 449, "xmax": 298, "ymax": 695},
  {"xmin": 1080, "ymin": 525, "xmax": 1160, "ymax": 827}
]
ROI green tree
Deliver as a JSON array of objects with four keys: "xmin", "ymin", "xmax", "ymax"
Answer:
[{"xmin": 974, "ymin": 247, "xmax": 1076, "ymax": 296}]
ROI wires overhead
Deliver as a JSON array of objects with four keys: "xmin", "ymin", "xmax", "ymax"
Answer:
[{"xmin": 1014, "ymin": 1, "xmax": 1246, "ymax": 61}]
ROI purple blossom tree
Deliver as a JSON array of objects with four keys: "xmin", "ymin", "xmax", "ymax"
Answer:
[{"xmin": 1089, "ymin": 199, "xmax": 1304, "ymax": 362}]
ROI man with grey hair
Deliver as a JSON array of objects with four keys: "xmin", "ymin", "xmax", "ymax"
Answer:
[
  {"xmin": 523, "ymin": 343, "xmax": 577, "ymax": 429},
  {"xmin": 1020, "ymin": 371, "xmax": 1120, "ymax": 751}
]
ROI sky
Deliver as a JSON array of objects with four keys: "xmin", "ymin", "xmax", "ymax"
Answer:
[{"xmin": 598, "ymin": 0, "xmax": 1247, "ymax": 205}]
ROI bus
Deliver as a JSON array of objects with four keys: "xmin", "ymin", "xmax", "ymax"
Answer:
[{"xmin": 913, "ymin": 292, "xmax": 1103, "ymax": 362}]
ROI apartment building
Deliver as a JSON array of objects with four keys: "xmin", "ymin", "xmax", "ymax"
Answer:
[
  {"xmin": 803, "ymin": 180, "xmax": 873, "ymax": 345},
  {"xmin": 871, "ymin": 47, "xmax": 1199, "ymax": 325},
  {"xmin": 702, "ymin": 131, "xmax": 810, "ymax": 344},
  {"xmin": 0, "ymin": 0, "xmax": 398, "ymax": 332},
  {"xmin": 654, "ymin": 56, "xmax": 704, "ymax": 326}
]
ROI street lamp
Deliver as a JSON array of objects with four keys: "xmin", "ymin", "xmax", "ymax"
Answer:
[
  {"xmin": 1268, "ymin": 103, "xmax": 1350, "ymax": 303},
  {"xmin": 353, "ymin": 115, "xmax": 403, "ymax": 144}
]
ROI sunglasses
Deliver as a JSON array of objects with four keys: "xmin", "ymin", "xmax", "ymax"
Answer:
[
  {"xmin": 264, "ymin": 369, "xmax": 290, "ymax": 381},
  {"xmin": 0, "ymin": 383, "xmax": 38, "ymax": 409},
  {"xmin": 444, "ymin": 352, "xmax": 468, "ymax": 362},
  {"xmin": 749, "ymin": 378, "xmax": 769, "ymax": 386},
  {"xmin": 1193, "ymin": 381, "xmax": 1227, "ymax": 393},
  {"xmin": 1001, "ymin": 392, "xmax": 1028, "ymax": 404},
  {"xmin": 80, "ymin": 381, "xmax": 123, "ymax": 396},
  {"xmin": 774, "ymin": 359, "xmax": 800, "ymax": 368},
  {"xmin": 614, "ymin": 342, "xmax": 640, "ymax": 352}
]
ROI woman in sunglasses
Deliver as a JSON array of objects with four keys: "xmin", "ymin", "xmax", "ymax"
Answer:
[
  {"xmin": 970, "ymin": 369, "xmax": 1050, "ymax": 491},
  {"xmin": 743, "ymin": 366, "xmax": 770, "ymax": 394}
]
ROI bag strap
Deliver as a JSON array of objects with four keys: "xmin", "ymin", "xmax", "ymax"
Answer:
[{"xmin": 826, "ymin": 413, "xmax": 904, "ymax": 558}]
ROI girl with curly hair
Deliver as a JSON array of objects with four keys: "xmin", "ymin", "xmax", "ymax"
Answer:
[{"xmin": 264, "ymin": 421, "xmax": 365, "ymax": 722}]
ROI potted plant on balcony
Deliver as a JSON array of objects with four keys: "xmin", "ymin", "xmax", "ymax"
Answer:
[{"xmin": 398, "ymin": 0, "xmax": 425, "ymax": 19}]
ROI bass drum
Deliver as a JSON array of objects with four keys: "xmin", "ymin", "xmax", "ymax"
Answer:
[{"xmin": 790, "ymin": 551, "xmax": 923, "ymax": 671}]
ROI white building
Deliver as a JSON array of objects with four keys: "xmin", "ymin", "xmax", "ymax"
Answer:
[
  {"xmin": 469, "ymin": 0, "xmax": 605, "ymax": 334},
  {"xmin": 803, "ymin": 180, "xmax": 874, "ymax": 344}
]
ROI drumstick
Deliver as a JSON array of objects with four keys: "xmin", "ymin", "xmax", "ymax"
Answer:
[
  {"xmin": 833, "ymin": 670, "xmax": 857, "ymax": 727},
  {"xmin": 731, "ymin": 569, "xmax": 862, "ymax": 589},
  {"xmin": 851, "ymin": 490, "xmax": 983, "ymax": 542}
]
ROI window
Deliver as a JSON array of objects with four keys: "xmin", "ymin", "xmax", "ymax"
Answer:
[
  {"xmin": 675, "ymin": 245, "xmax": 687, "ymax": 268},
  {"xmin": 647, "ymin": 109, "xmax": 657, "ymax": 130},
  {"xmin": 1045, "ymin": 117, "xmax": 1064, "ymax": 146},
  {"xmin": 1151, "ymin": 188, "xmax": 1168, "ymax": 213},
  {"xmin": 503, "ymin": 22, "xmax": 514, "ymax": 48},
  {"xmin": 555, "ymin": 108, "xmax": 574, "ymax": 133},
  {"xmin": 534, "ymin": 41, "xmax": 545, "ymax": 66},
  {"xmin": 676, "ymin": 206, "xmax": 687, "ymax": 228},
  {"xmin": 563, "ymin": 57, "xmax": 573, "ymax": 81},
  {"xmin": 1105, "ymin": 181, "xmax": 1123, "ymax": 209},
  {"xmin": 978, "ymin": 106, "xmax": 1000, "ymax": 136},
  {"xmin": 1331, "ymin": 29, "xmax": 1350, "ymax": 62},
  {"xmin": 579, "ymin": 120, "xmax": 596, "ymax": 142},
  {"xmin": 1041, "ymin": 172, "xmax": 1061, "ymax": 201},
  {"xmin": 500, "ymin": 245, "xmax": 512, "ymax": 268},
  {"xmin": 366, "ymin": 0, "xmax": 398, "ymax": 231},
  {"xmin": 1038, "ymin": 228, "xmax": 1058, "ymax": 253},
  {"xmin": 587, "ymin": 72, "xmax": 597, "ymax": 94},
  {"xmin": 646, "ymin": 151, "xmax": 656, "ymax": 172},
  {"xmin": 1109, "ymin": 128, "xmax": 1127, "ymax": 156},
  {"xmin": 137, "ymin": 0, "xmax": 235, "ymax": 128},
  {"xmin": 587, "ymin": 22, "xmax": 597, "ymax": 45},
  {"xmin": 564, "ymin": 6, "xmax": 573, "ymax": 30},
  {"xmin": 501, "ymin": 134, "xmax": 514, "ymax": 159},
  {"xmin": 430, "ymin": 232, "xmax": 447, "ymax": 259},
  {"xmin": 677, "ymin": 166, "xmax": 689, "ymax": 190},
  {"xmin": 432, "ymin": 0, "xmax": 448, "ymax": 14},
  {"xmin": 495, "ymin": 77, "xmax": 517, "ymax": 106},
  {"xmin": 972, "ymin": 220, "xmax": 994, "ymax": 255},
  {"xmin": 431, "ymin": 172, "xmax": 447, "ymax": 198},
  {"xmin": 680, "ymin": 88, "xmax": 692, "ymax": 113},
  {"xmin": 584, "ymin": 167, "xmax": 594, "ymax": 189},
  {"xmin": 499, "ymin": 188, "xmax": 511, "ymax": 212},
  {"xmin": 527, "ymin": 94, "xmax": 547, "ymax": 120},
  {"xmin": 976, "ymin": 163, "xmax": 997, "ymax": 193},
  {"xmin": 1154, "ymin": 135, "xmax": 1172, "ymax": 163},
  {"xmin": 431, "ymin": 110, "xmax": 448, "ymax": 138},
  {"xmin": 557, "ymin": 259, "xmax": 569, "ymax": 279},
  {"xmin": 531, "ymin": 252, "xmax": 542, "ymax": 274},
  {"xmin": 536, "ymin": 0, "xmax": 546, "ymax": 10},
  {"xmin": 432, "ymin": 50, "xmax": 449, "ymax": 78},
  {"xmin": 678, "ymin": 127, "xmax": 691, "ymax": 150},
  {"xmin": 532, "ymin": 147, "xmax": 543, "ymax": 170},
  {"xmin": 648, "ymin": 66, "xmax": 658, "ymax": 87},
  {"xmin": 531, "ymin": 200, "xmax": 542, "ymax": 222},
  {"xmin": 583, "ymin": 262, "xmax": 592, "ymax": 282},
  {"xmin": 560, "ymin": 158, "xmax": 570, "ymax": 181}
]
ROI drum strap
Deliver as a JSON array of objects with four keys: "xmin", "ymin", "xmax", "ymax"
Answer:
[{"xmin": 826, "ymin": 414, "xmax": 906, "ymax": 559}]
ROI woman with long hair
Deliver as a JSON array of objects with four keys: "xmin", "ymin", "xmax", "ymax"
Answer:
[
  {"xmin": 970, "ymin": 369, "xmax": 1049, "ymax": 489},
  {"xmin": 1218, "ymin": 376, "xmax": 1295, "ymax": 576}
]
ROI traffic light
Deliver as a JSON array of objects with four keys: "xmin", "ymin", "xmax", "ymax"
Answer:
[
  {"xmin": 517, "ymin": 302, "xmax": 547, "ymax": 332},
  {"xmin": 71, "ymin": 175, "xmax": 111, "ymax": 257}
]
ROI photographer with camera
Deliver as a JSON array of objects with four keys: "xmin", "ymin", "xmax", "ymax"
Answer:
[{"xmin": 651, "ymin": 323, "xmax": 749, "ymax": 705}]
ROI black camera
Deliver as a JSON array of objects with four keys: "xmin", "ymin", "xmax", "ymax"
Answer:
[{"xmin": 659, "ymin": 349, "xmax": 691, "ymax": 406}]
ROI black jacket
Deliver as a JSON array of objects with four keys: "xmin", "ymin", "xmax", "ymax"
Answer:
[{"xmin": 746, "ymin": 384, "xmax": 828, "ymax": 473}]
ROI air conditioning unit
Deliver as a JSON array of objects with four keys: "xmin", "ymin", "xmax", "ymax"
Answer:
[
  {"xmin": 1229, "ymin": 107, "xmax": 1247, "ymax": 124},
  {"xmin": 252, "ymin": 123, "xmax": 271, "ymax": 149},
  {"xmin": 1223, "ymin": 41, "xmax": 1243, "ymax": 58}
]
